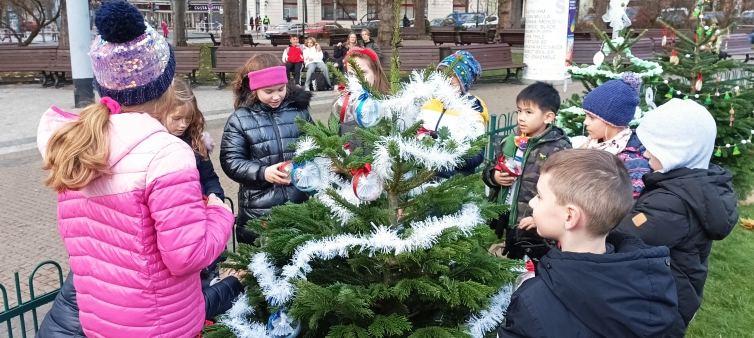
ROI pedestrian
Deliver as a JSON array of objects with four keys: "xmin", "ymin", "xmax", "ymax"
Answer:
[
  {"xmin": 263, "ymin": 15, "xmax": 270, "ymax": 31},
  {"xmin": 161, "ymin": 21, "xmax": 169, "ymax": 38},
  {"xmin": 256, "ymin": 16, "xmax": 261, "ymax": 32},
  {"xmin": 249, "ymin": 16, "xmax": 254, "ymax": 32},
  {"xmin": 220, "ymin": 54, "xmax": 314, "ymax": 246},
  {"xmin": 403, "ymin": 15, "xmax": 410, "ymax": 28},
  {"xmin": 35, "ymin": 2, "xmax": 238, "ymax": 337},
  {"xmin": 50, "ymin": 21, "xmax": 58, "ymax": 42}
]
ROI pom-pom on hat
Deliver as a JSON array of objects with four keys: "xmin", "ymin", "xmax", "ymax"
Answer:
[
  {"xmin": 439, "ymin": 51, "xmax": 482, "ymax": 93},
  {"xmin": 345, "ymin": 47, "xmax": 379, "ymax": 63},
  {"xmin": 90, "ymin": 1, "xmax": 175, "ymax": 107},
  {"xmin": 582, "ymin": 72, "xmax": 642, "ymax": 127}
]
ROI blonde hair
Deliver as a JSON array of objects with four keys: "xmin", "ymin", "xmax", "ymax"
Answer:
[
  {"xmin": 44, "ymin": 87, "xmax": 179, "ymax": 193},
  {"xmin": 540, "ymin": 149, "xmax": 633, "ymax": 236},
  {"xmin": 232, "ymin": 54, "xmax": 289, "ymax": 110},
  {"xmin": 172, "ymin": 80, "xmax": 209, "ymax": 160},
  {"xmin": 345, "ymin": 33, "xmax": 358, "ymax": 49},
  {"xmin": 305, "ymin": 37, "xmax": 317, "ymax": 46}
]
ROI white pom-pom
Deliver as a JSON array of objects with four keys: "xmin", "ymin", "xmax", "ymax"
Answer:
[
  {"xmin": 664, "ymin": 80, "xmax": 669, "ymax": 84},
  {"xmin": 695, "ymin": 94, "xmax": 699, "ymax": 98},
  {"xmin": 726, "ymin": 144, "xmax": 731, "ymax": 148},
  {"xmin": 676, "ymin": 90, "xmax": 682, "ymax": 95}
]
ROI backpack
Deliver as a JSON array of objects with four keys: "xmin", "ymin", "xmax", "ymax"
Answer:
[{"xmin": 308, "ymin": 72, "xmax": 331, "ymax": 91}]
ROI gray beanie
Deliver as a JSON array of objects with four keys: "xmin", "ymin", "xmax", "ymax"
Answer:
[{"xmin": 636, "ymin": 99, "xmax": 716, "ymax": 173}]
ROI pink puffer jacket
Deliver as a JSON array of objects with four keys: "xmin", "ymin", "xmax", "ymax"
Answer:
[{"xmin": 37, "ymin": 107, "xmax": 234, "ymax": 338}]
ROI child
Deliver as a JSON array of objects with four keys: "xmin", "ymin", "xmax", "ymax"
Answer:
[
  {"xmin": 303, "ymin": 37, "xmax": 332, "ymax": 90},
  {"xmin": 616, "ymin": 99, "xmax": 738, "ymax": 337},
  {"xmin": 427, "ymin": 50, "xmax": 489, "ymax": 177},
  {"xmin": 161, "ymin": 21, "xmax": 169, "ymax": 38},
  {"xmin": 499, "ymin": 149, "xmax": 678, "ymax": 337},
  {"xmin": 221, "ymin": 54, "xmax": 314, "ymax": 246},
  {"xmin": 581, "ymin": 72, "xmax": 651, "ymax": 199},
  {"xmin": 35, "ymin": 2, "xmax": 237, "ymax": 337},
  {"xmin": 282, "ymin": 35, "xmax": 305, "ymax": 86},
  {"xmin": 331, "ymin": 47, "xmax": 391, "ymax": 151},
  {"xmin": 482, "ymin": 82, "xmax": 571, "ymax": 263}
]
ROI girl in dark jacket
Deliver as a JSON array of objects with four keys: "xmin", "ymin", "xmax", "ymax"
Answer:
[{"xmin": 221, "ymin": 54, "xmax": 313, "ymax": 246}]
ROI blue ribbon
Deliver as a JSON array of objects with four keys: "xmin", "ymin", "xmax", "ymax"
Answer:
[{"xmin": 355, "ymin": 91, "xmax": 373, "ymax": 127}]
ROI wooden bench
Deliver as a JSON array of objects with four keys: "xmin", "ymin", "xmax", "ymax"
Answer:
[
  {"xmin": 722, "ymin": 34, "xmax": 752, "ymax": 63},
  {"xmin": 498, "ymin": 29, "xmax": 525, "ymax": 47},
  {"xmin": 329, "ymin": 33, "xmax": 348, "ymax": 46},
  {"xmin": 381, "ymin": 46, "xmax": 441, "ymax": 71},
  {"xmin": 212, "ymin": 47, "xmax": 287, "ymax": 88},
  {"xmin": 0, "ymin": 46, "xmax": 56, "ymax": 87},
  {"xmin": 240, "ymin": 34, "xmax": 259, "ymax": 47},
  {"xmin": 270, "ymin": 34, "xmax": 305, "ymax": 47},
  {"xmin": 174, "ymin": 47, "xmax": 202, "ymax": 87},
  {"xmin": 46, "ymin": 48, "xmax": 71, "ymax": 87},
  {"xmin": 571, "ymin": 38, "xmax": 656, "ymax": 65},
  {"xmin": 459, "ymin": 30, "xmax": 490, "ymax": 45},
  {"xmin": 209, "ymin": 33, "xmax": 221, "ymax": 46},
  {"xmin": 401, "ymin": 27, "xmax": 420, "ymax": 40},
  {"xmin": 430, "ymin": 27, "xmax": 458, "ymax": 46},
  {"xmin": 450, "ymin": 44, "xmax": 526, "ymax": 80}
]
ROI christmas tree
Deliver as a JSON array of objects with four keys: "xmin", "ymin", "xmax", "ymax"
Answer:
[
  {"xmin": 652, "ymin": 1, "xmax": 754, "ymax": 198},
  {"xmin": 202, "ymin": 1, "xmax": 519, "ymax": 336}
]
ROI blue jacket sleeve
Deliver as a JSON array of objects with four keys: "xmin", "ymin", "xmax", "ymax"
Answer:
[
  {"xmin": 436, "ymin": 149, "xmax": 485, "ymax": 179},
  {"xmin": 198, "ymin": 156, "xmax": 225, "ymax": 200}
]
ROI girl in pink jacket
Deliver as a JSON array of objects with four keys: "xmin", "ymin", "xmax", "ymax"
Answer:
[{"xmin": 37, "ymin": 2, "xmax": 236, "ymax": 337}]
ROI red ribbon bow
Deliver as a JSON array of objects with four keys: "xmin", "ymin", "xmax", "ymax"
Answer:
[
  {"xmin": 416, "ymin": 127, "xmax": 437, "ymax": 138},
  {"xmin": 350, "ymin": 163, "xmax": 372, "ymax": 196},
  {"xmin": 493, "ymin": 156, "xmax": 506, "ymax": 171}
]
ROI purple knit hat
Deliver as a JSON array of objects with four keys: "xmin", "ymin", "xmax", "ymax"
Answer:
[{"xmin": 90, "ymin": 1, "xmax": 175, "ymax": 107}]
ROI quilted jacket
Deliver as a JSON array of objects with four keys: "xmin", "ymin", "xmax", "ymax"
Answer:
[
  {"xmin": 37, "ymin": 106, "xmax": 235, "ymax": 338},
  {"xmin": 220, "ymin": 88, "xmax": 313, "ymax": 231}
]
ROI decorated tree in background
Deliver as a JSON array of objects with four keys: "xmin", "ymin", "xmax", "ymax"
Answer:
[
  {"xmin": 652, "ymin": 2, "xmax": 754, "ymax": 197},
  {"xmin": 557, "ymin": 25, "xmax": 664, "ymax": 137}
]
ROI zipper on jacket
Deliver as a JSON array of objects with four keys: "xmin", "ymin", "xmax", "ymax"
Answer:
[{"xmin": 268, "ymin": 111, "xmax": 289, "ymax": 200}]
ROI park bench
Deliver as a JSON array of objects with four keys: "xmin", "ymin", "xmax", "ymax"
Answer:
[
  {"xmin": 0, "ymin": 46, "xmax": 56, "ymax": 86},
  {"xmin": 431, "ymin": 27, "xmax": 458, "ymax": 45},
  {"xmin": 209, "ymin": 33, "xmax": 221, "ymax": 46},
  {"xmin": 498, "ymin": 29, "xmax": 525, "ymax": 47},
  {"xmin": 240, "ymin": 34, "xmax": 260, "ymax": 47},
  {"xmin": 212, "ymin": 46, "xmax": 286, "ymax": 88},
  {"xmin": 329, "ymin": 33, "xmax": 348, "ymax": 46},
  {"xmin": 401, "ymin": 27, "xmax": 420, "ymax": 40},
  {"xmin": 270, "ymin": 34, "xmax": 306, "ymax": 47},
  {"xmin": 381, "ymin": 46, "xmax": 441, "ymax": 71},
  {"xmin": 174, "ymin": 46, "xmax": 202, "ymax": 87},
  {"xmin": 45, "ymin": 48, "xmax": 71, "ymax": 87},
  {"xmin": 571, "ymin": 38, "xmax": 656, "ymax": 65},
  {"xmin": 459, "ymin": 28, "xmax": 490, "ymax": 45},
  {"xmin": 450, "ymin": 44, "xmax": 526, "ymax": 80},
  {"xmin": 722, "ymin": 34, "xmax": 752, "ymax": 63}
]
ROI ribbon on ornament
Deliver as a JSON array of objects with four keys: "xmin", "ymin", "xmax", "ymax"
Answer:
[
  {"xmin": 417, "ymin": 126, "xmax": 438, "ymax": 139},
  {"xmin": 355, "ymin": 92, "xmax": 375, "ymax": 127},
  {"xmin": 350, "ymin": 163, "xmax": 372, "ymax": 196},
  {"xmin": 339, "ymin": 92, "xmax": 351, "ymax": 123}
]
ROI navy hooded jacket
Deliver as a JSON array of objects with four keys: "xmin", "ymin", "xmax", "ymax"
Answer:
[{"xmin": 499, "ymin": 231, "xmax": 678, "ymax": 338}]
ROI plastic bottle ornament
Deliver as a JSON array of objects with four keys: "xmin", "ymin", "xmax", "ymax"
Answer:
[
  {"xmin": 724, "ymin": 92, "xmax": 731, "ymax": 100},
  {"xmin": 593, "ymin": 50, "xmax": 605, "ymax": 65},
  {"xmin": 730, "ymin": 107, "xmax": 735, "ymax": 127},
  {"xmin": 705, "ymin": 94, "xmax": 712, "ymax": 105},
  {"xmin": 354, "ymin": 93, "xmax": 380, "ymax": 128},
  {"xmin": 291, "ymin": 161, "xmax": 323, "ymax": 192},
  {"xmin": 350, "ymin": 163, "xmax": 383, "ymax": 201},
  {"xmin": 665, "ymin": 87, "xmax": 674, "ymax": 99},
  {"xmin": 694, "ymin": 74, "xmax": 703, "ymax": 91},
  {"xmin": 645, "ymin": 87, "xmax": 656, "ymax": 109},
  {"xmin": 733, "ymin": 146, "xmax": 741, "ymax": 155},
  {"xmin": 513, "ymin": 260, "xmax": 536, "ymax": 291},
  {"xmin": 714, "ymin": 147, "xmax": 722, "ymax": 157},
  {"xmin": 267, "ymin": 309, "xmax": 301, "ymax": 338},
  {"xmin": 279, "ymin": 160, "xmax": 294, "ymax": 179},
  {"xmin": 669, "ymin": 49, "xmax": 679, "ymax": 65},
  {"xmin": 661, "ymin": 26, "xmax": 667, "ymax": 46}
]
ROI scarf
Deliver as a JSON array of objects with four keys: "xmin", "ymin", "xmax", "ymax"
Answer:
[{"xmin": 583, "ymin": 128, "xmax": 633, "ymax": 155}]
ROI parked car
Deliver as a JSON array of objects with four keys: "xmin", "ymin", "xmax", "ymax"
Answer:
[
  {"xmin": 743, "ymin": 10, "xmax": 754, "ymax": 25},
  {"xmin": 460, "ymin": 13, "xmax": 488, "ymax": 28},
  {"xmin": 446, "ymin": 12, "xmax": 485, "ymax": 26},
  {"xmin": 659, "ymin": 8, "xmax": 689, "ymax": 26},
  {"xmin": 305, "ymin": 22, "xmax": 343, "ymax": 38},
  {"xmin": 351, "ymin": 20, "xmax": 379, "ymax": 37},
  {"xmin": 265, "ymin": 23, "xmax": 293, "ymax": 38}
]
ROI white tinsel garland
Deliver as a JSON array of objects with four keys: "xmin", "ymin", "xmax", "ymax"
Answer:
[
  {"xmin": 467, "ymin": 284, "xmax": 514, "ymax": 338},
  {"xmin": 219, "ymin": 293, "xmax": 271, "ymax": 338}
]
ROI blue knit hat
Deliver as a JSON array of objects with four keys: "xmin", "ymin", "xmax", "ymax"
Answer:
[
  {"xmin": 90, "ymin": 1, "xmax": 175, "ymax": 107},
  {"xmin": 582, "ymin": 72, "xmax": 642, "ymax": 127},
  {"xmin": 439, "ymin": 51, "xmax": 482, "ymax": 93}
]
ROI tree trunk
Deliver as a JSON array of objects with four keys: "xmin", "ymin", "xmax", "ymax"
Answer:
[
  {"xmin": 376, "ymin": 0, "xmax": 397, "ymax": 46},
  {"xmin": 510, "ymin": 0, "xmax": 522, "ymax": 28},
  {"xmin": 58, "ymin": 0, "xmax": 69, "ymax": 47},
  {"xmin": 414, "ymin": 0, "xmax": 426, "ymax": 37},
  {"xmin": 240, "ymin": 0, "xmax": 247, "ymax": 32},
  {"xmin": 222, "ymin": 0, "xmax": 241, "ymax": 46},
  {"xmin": 594, "ymin": 0, "xmax": 608, "ymax": 29},
  {"xmin": 497, "ymin": 0, "xmax": 512, "ymax": 30},
  {"xmin": 173, "ymin": 0, "xmax": 187, "ymax": 46}
]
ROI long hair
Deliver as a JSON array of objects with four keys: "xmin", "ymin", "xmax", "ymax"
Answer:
[
  {"xmin": 172, "ymin": 80, "xmax": 209, "ymax": 160},
  {"xmin": 232, "ymin": 54, "xmax": 290, "ymax": 110},
  {"xmin": 346, "ymin": 52, "xmax": 391, "ymax": 95},
  {"xmin": 43, "ymin": 87, "xmax": 178, "ymax": 193},
  {"xmin": 345, "ymin": 33, "xmax": 358, "ymax": 49}
]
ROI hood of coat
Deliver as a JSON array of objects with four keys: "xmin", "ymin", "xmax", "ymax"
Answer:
[
  {"xmin": 251, "ymin": 87, "xmax": 313, "ymax": 112},
  {"xmin": 538, "ymin": 231, "xmax": 678, "ymax": 338},
  {"xmin": 644, "ymin": 164, "xmax": 738, "ymax": 240}
]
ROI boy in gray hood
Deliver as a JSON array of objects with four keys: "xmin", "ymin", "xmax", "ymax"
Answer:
[{"xmin": 617, "ymin": 98, "xmax": 739, "ymax": 337}]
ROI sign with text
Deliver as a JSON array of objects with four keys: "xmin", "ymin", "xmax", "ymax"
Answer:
[
  {"xmin": 522, "ymin": 0, "xmax": 571, "ymax": 83},
  {"xmin": 189, "ymin": 4, "xmax": 223, "ymax": 12}
]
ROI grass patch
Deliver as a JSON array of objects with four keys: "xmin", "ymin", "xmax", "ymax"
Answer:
[
  {"xmin": 685, "ymin": 204, "xmax": 754, "ymax": 337},
  {"xmin": 190, "ymin": 43, "xmax": 220, "ymax": 84}
]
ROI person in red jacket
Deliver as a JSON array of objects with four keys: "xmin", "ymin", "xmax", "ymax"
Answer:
[{"xmin": 282, "ymin": 35, "xmax": 305, "ymax": 86}]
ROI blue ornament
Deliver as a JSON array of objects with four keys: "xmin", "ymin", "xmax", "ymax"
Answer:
[
  {"xmin": 291, "ymin": 161, "xmax": 322, "ymax": 192},
  {"xmin": 354, "ymin": 91, "xmax": 380, "ymax": 127},
  {"xmin": 267, "ymin": 309, "xmax": 301, "ymax": 338}
]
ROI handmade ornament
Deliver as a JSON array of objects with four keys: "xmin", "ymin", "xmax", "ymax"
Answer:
[
  {"xmin": 593, "ymin": 50, "xmax": 605, "ymax": 66},
  {"xmin": 645, "ymin": 87, "xmax": 657, "ymax": 109},
  {"xmin": 279, "ymin": 160, "xmax": 294, "ymax": 179},
  {"xmin": 730, "ymin": 107, "xmax": 735, "ymax": 127},
  {"xmin": 724, "ymin": 92, "xmax": 731, "ymax": 100},
  {"xmin": 714, "ymin": 147, "xmax": 722, "ymax": 157},
  {"xmin": 669, "ymin": 49, "xmax": 679, "ymax": 65},
  {"xmin": 354, "ymin": 92, "xmax": 381, "ymax": 127},
  {"xmin": 350, "ymin": 163, "xmax": 383, "ymax": 201},
  {"xmin": 416, "ymin": 127, "xmax": 438, "ymax": 140},
  {"xmin": 494, "ymin": 155, "xmax": 523, "ymax": 177},
  {"xmin": 733, "ymin": 146, "xmax": 741, "ymax": 155},
  {"xmin": 683, "ymin": 95, "xmax": 689, "ymax": 100},
  {"xmin": 694, "ymin": 74, "xmax": 703, "ymax": 91},
  {"xmin": 291, "ymin": 161, "xmax": 323, "ymax": 192},
  {"xmin": 665, "ymin": 87, "xmax": 674, "ymax": 98},
  {"xmin": 705, "ymin": 94, "xmax": 712, "ymax": 105},
  {"xmin": 419, "ymin": 98, "xmax": 485, "ymax": 137},
  {"xmin": 267, "ymin": 309, "xmax": 301, "ymax": 338},
  {"xmin": 661, "ymin": 26, "xmax": 667, "ymax": 46}
]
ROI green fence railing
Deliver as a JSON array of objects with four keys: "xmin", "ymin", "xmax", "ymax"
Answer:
[
  {"xmin": 0, "ymin": 260, "xmax": 64, "ymax": 338},
  {"xmin": 486, "ymin": 111, "xmax": 519, "ymax": 161}
]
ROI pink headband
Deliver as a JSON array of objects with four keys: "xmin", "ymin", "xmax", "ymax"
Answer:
[{"xmin": 248, "ymin": 66, "xmax": 289, "ymax": 91}]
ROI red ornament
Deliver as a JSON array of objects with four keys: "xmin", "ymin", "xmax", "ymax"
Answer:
[
  {"xmin": 337, "ymin": 83, "xmax": 346, "ymax": 92},
  {"xmin": 695, "ymin": 74, "xmax": 703, "ymax": 91}
]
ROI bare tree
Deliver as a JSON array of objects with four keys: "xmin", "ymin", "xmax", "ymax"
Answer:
[
  {"xmin": 58, "ymin": 0, "xmax": 68, "ymax": 46},
  {"xmin": 173, "ymin": 0, "xmax": 187, "ymax": 46},
  {"xmin": 376, "ymin": 0, "xmax": 397, "ymax": 46},
  {"xmin": 414, "ymin": 0, "xmax": 426, "ymax": 36},
  {"xmin": 594, "ymin": 0, "xmax": 608, "ymax": 29},
  {"xmin": 0, "ymin": 0, "xmax": 60, "ymax": 46},
  {"xmin": 222, "ymin": 0, "xmax": 242, "ymax": 46},
  {"xmin": 497, "ymin": 0, "xmax": 512, "ymax": 29}
]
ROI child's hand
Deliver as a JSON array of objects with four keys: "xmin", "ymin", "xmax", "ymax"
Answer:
[
  {"xmin": 518, "ymin": 217, "xmax": 536, "ymax": 231},
  {"xmin": 265, "ymin": 163, "xmax": 292, "ymax": 185},
  {"xmin": 207, "ymin": 193, "xmax": 232, "ymax": 213},
  {"xmin": 494, "ymin": 170, "xmax": 515, "ymax": 186}
]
